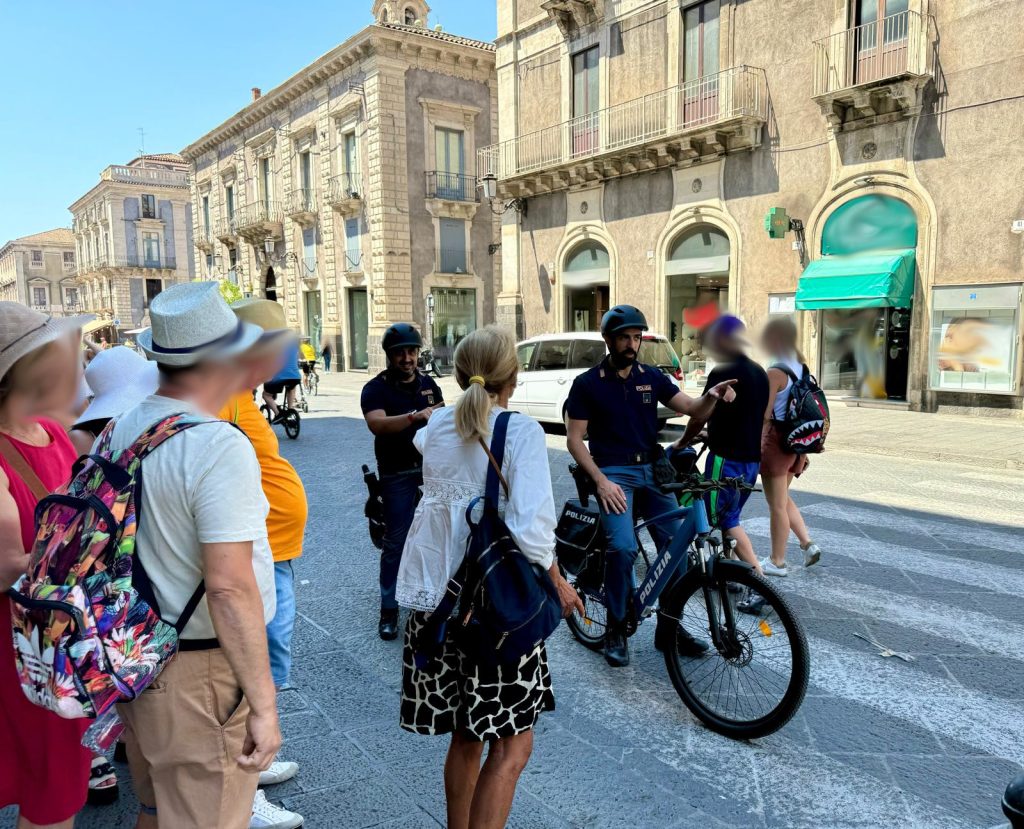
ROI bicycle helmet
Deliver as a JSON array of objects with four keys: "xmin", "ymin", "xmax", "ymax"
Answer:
[
  {"xmin": 381, "ymin": 322, "xmax": 423, "ymax": 353},
  {"xmin": 600, "ymin": 305, "xmax": 649, "ymax": 336}
]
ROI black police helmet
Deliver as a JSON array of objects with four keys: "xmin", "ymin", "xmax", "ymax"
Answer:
[
  {"xmin": 381, "ymin": 323, "xmax": 423, "ymax": 353},
  {"xmin": 600, "ymin": 305, "xmax": 649, "ymax": 337}
]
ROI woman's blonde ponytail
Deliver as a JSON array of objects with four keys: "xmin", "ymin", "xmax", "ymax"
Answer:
[{"xmin": 452, "ymin": 325, "xmax": 519, "ymax": 443}]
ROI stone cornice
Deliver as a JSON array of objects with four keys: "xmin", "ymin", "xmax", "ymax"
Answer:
[{"xmin": 180, "ymin": 24, "xmax": 495, "ymax": 160}]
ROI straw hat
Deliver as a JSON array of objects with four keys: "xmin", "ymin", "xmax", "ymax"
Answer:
[
  {"xmin": 75, "ymin": 346, "xmax": 159, "ymax": 426},
  {"xmin": 137, "ymin": 282, "xmax": 262, "ymax": 366},
  {"xmin": 231, "ymin": 298, "xmax": 289, "ymax": 336},
  {"xmin": 0, "ymin": 303, "xmax": 94, "ymax": 383}
]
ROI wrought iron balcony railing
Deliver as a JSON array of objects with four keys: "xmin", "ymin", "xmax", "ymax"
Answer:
[
  {"xmin": 234, "ymin": 201, "xmax": 284, "ymax": 234},
  {"xmin": 812, "ymin": 10, "xmax": 927, "ymax": 97},
  {"xmin": 328, "ymin": 173, "xmax": 361, "ymax": 207},
  {"xmin": 425, "ymin": 171, "xmax": 478, "ymax": 202},
  {"xmin": 478, "ymin": 65, "xmax": 768, "ymax": 181},
  {"xmin": 285, "ymin": 189, "xmax": 318, "ymax": 219}
]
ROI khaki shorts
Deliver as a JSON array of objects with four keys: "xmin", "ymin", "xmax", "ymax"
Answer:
[{"xmin": 118, "ymin": 649, "xmax": 257, "ymax": 829}]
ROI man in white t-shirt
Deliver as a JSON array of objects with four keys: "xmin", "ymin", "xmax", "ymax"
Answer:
[{"xmin": 110, "ymin": 282, "xmax": 281, "ymax": 829}]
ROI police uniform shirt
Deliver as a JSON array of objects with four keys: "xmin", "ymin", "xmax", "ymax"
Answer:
[
  {"xmin": 360, "ymin": 370, "xmax": 444, "ymax": 474},
  {"xmin": 566, "ymin": 358, "xmax": 679, "ymax": 468}
]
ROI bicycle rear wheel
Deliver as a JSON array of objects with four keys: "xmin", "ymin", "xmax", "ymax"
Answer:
[
  {"xmin": 662, "ymin": 564, "xmax": 809, "ymax": 740},
  {"xmin": 561, "ymin": 567, "xmax": 607, "ymax": 651}
]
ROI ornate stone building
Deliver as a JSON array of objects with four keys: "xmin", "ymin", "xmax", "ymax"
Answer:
[
  {"xmin": 0, "ymin": 229, "xmax": 79, "ymax": 315},
  {"xmin": 69, "ymin": 154, "xmax": 194, "ymax": 340},
  {"xmin": 180, "ymin": 0, "xmax": 498, "ymax": 372},
  {"xmin": 482, "ymin": 0, "xmax": 1024, "ymax": 414}
]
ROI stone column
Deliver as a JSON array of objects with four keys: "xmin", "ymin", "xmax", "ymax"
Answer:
[{"xmin": 363, "ymin": 55, "xmax": 413, "ymax": 373}]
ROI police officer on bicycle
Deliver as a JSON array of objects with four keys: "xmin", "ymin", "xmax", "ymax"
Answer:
[
  {"xmin": 361, "ymin": 323, "xmax": 444, "ymax": 640},
  {"xmin": 566, "ymin": 305, "xmax": 737, "ymax": 667}
]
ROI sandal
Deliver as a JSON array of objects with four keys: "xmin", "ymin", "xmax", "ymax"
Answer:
[{"xmin": 87, "ymin": 754, "xmax": 119, "ymax": 806}]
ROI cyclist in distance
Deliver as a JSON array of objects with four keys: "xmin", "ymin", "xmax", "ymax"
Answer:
[
  {"xmin": 298, "ymin": 337, "xmax": 318, "ymax": 381},
  {"xmin": 565, "ymin": 305, "xmax": 737, "ymax": 668},
  {"xmin": 361, "ymin": 323, "xmax": 443, "ymax": 640},
  {"xmin": 263, "ymin": 333, "xmax": 302, "ymax": 422}
]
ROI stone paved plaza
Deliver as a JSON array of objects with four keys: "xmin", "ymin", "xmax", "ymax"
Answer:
[{"xmin": 4, "ymin": 373, "xmax": 1022, "ymax": 829}]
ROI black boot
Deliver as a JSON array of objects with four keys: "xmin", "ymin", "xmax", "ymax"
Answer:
[
  {"xmin": 603, "ymin": 622, "xmax": 630, "ymax": 668},
  {"xmin": 655, "ymin": 613, "xmax": 709, "ymax": 656},
  {"xmin": 378, "ymin": 608, "xmax": 399, "ymax": 641}
]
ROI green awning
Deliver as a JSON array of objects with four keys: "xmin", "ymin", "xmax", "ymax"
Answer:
[{"xmin": 795, "ymin": 249, "xmax": 916, "ymax": 310}]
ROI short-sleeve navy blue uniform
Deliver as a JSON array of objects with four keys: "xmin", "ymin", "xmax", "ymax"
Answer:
[
  {"xmin": 361, "ymin": 370, "xmax": 444, "ymax": 475},
  {"xmin": 566, "ymin": 358, "xmax": 679, "ymax": 468}
]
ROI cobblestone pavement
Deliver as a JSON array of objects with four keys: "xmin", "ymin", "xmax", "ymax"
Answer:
[{"xmin": 6, "ymin": 372, "xmax": 1021, "ymax": 829}]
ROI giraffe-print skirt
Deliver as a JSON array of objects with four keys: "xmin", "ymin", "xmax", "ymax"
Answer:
[{"xmin": 400, "ymin": 611, "xmax": 555, "ymax": 741}]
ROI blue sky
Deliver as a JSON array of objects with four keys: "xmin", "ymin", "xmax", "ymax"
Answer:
[{"xmin": 0, "ymin": 0, "xmax": 496, "ymax": 243}]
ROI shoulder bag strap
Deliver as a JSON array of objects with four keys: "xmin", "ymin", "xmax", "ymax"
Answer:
[
  {"xmin": 0, "ymin": 434, "xmax": 50, "ymax": 503},
  {"xmin": 477, "ymin": 411, "xmax": 512, "ymax": 502}
]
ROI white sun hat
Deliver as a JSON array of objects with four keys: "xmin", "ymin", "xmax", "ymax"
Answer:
[
  {"xmin": 137, "ymin": 282, "xmax": 262, "ymax": 366},
  {"xmin": 0, "ymin": 303, "xmax": 94, "ymax": 384},
  {"xmin": 75, "ymin": 346, "xmax": 160, "ymax": 426}
]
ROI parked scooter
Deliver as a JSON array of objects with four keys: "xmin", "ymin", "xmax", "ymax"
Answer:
[{"xmin": 417, "ymin": 347, "xmax": 446, "ymax": 377}]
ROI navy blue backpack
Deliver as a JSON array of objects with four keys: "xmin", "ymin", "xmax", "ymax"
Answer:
[{"xmin": 413, "ymin": 412, "xmax": 563, "ymax": 669}]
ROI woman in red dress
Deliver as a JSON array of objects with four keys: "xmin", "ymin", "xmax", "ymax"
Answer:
[{"xmin": 0, "ymin": 303, "xmax": 92, "ymax": 829}]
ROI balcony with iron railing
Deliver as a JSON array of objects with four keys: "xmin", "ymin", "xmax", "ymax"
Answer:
[
  {"xmin": 426, "ymin": 172, "xmax": 478, "ymax": 202},
  {"xmin": 327, "ymin": 173, "xmax": 361, "ymax": 214},
  {"xmin": 812, "ymin": 11, "xmax": 931, "ymax": 128},
  {"xmin": 478, "ymin": 65, "xmax": 768, "ymax": 195},
  {"xmin": 102, "ymin": 254, "xmax": 178, "ymax": 271},
  {"xmin": 284, "ymin": 189, "xmax": 318, "ymax": 226},
  {"xmin": 234, "ymin": 201, "xmax": 284, "ymax": 239},
  {"xmin": 194, "ymin": 227, "xmax": 215, "ymax": 251},
  {"xmin": 216, "ymin": 217, "xmax": 238, "ymax": 244}
]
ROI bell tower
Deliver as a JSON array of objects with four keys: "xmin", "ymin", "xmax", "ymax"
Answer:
[{"xmin": 372, "ymin": 0, "xmax": 430, "ymax": 26}]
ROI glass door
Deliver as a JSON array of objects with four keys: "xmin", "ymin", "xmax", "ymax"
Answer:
[
  {"xmin": 349, "ymin": 289, "xmax": 368, "ymax": 370},
  {"xmin": 571, "ymin": 46, "xmax": 600, "ymax": 157},
  {"xmin": 304, "ymin": 290, "xmax": 322, "ymax": 345},
  {"xmin": 681, "ymin": 0, "xmax": 720, "ymax": 126},
  {"xmin": 854, "ymin": 0, "xmax": 910, "ymax": 84},
  {"xmin": 434, "ymin": 128, "xmax": 465, "ymax": 199},
  {"xmin": 430, "ymin": 288, "xmax": 477, "ymax": 367}
]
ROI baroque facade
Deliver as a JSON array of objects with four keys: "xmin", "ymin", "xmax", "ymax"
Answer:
[
  {"xmin": 69, "ymin": 154, "xmax": 194, "ymax": 340},
  {"xmin": 0, "ymin": 229, "xmax": 79, "ymax": 315},
  {"xmin": 482, "ymin": 0, "xmax": 1024, "ymax": 414},
  {"xmin": 180, "ymin": 0, "xmax": 498, "ymax": 372}
]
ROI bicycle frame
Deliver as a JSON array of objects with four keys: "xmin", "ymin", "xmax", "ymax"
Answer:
[{"xmin": 632, "ymin": 498, "xmax": 711, "ymax": 617}]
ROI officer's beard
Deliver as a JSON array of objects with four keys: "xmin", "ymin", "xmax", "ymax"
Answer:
[{"xmin": 609, "ymin": 347, "xmax": 637, "ymax": 370}]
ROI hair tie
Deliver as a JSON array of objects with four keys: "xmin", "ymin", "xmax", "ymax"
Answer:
[{"xmin": 468, "ymin": 375, "xmax": 486, "ymax": 387}]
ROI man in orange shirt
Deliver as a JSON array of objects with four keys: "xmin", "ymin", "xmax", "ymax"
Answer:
[{"xmin": 220, "ymin": 299, "xmax": 307, "ymax": 829}]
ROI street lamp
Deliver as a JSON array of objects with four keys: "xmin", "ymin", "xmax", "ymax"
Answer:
[{"xmin": 480, "ymin": 173, "xmax": 527, "ymax": 218}]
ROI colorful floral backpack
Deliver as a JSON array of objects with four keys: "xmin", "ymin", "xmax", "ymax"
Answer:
[{"xmin": 8, "ymin": 413, "xmax": 212, "ymax": 720}]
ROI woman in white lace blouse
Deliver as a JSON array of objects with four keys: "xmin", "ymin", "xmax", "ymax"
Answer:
[{"xmin": 397, "ymin": 325, "xmax": 580, "ymax": 829}]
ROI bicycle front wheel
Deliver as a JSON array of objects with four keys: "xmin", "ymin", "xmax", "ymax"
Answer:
[
  {"xmin": 662, "ymin": 564, "xmax": 809, "ymax": 740},
  {"xmin": 283, "ymin": 410, "xmax": 301, "ymax": 440}
]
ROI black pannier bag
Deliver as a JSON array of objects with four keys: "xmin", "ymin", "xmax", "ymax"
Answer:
[{"xmin": 555, "ymin": 499, "xmax": 603, "ymax": 577}]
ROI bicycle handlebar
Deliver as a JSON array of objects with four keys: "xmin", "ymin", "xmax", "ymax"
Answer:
[{"xmin": 568, "ymin": 463, "xmax": 760, "ymax": 501}]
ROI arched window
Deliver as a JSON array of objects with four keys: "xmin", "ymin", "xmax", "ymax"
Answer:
[
  {"xmin": 404, "ymin": 7, "xmax": 416, "ymax": 24},
  {"xmin": 666, "ymin": 226, "xmax": 730, "ymax": 275},
  {"xmin": 380, "ymin": 6, "xmax": 389, "ymax": 21},
  {"xmin": 821, "ymin": 194, "xmax": 917, "ymax": 255},
  {"xmin": 563, "ymin": 241, "xmax": 609, "ymax": 287}
]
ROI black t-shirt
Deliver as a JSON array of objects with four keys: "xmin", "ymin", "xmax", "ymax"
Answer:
[
  {"xmin": 566, "ymin": 358, "xmax": 679, "ymax": 468},
  {"xmin": 360, "ymin": 370, "xmax": 444, "ymax": 474},
  {"xmin": 703, "ymin": 354, "xmax": 769, "ymax": 463}
]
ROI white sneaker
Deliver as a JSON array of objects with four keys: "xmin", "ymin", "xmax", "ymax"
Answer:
[
  {"xmin": 802, "ymin": 542, "xmax": 822, "ymax": 567},
  {"xmin": 259, "ymin": 760, "xmax": 299, "ymax": 787},
  {"xmin": 251, "ymin": 789, "xmax": 303, "ymax": 829},
  {"xmin": 760, "ymin": 558, "xmax": 789, "ymax": 577}
]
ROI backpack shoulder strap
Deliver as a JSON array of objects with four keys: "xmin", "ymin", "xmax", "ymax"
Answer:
[
  {"xmin": 131, "ymin": 414, "xmax": 223, "ymax": 461},
  {"xmin": 771, "ymin": 363, "xmax": 800, "ymax": 383},
  {"xmin": 482, "ymin": 412, "xmax": 512, "ymax": 503}
]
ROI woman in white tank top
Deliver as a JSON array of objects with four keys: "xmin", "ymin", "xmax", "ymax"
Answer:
[{"xmin": 757, "ymin": 318, "xmax": 823, "ymax": 579}]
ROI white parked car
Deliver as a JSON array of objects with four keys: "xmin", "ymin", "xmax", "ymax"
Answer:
[{"xmin": 511, "ymin": 331, "xmax": 684, "ymax": 427}]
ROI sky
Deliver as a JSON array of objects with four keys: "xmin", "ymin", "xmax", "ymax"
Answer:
[{"xmin": 0, "ymin": 0, "xmax": 496, "ymax": 243}]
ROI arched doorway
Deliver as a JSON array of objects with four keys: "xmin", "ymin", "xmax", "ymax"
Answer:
[
  {"xmin": 799, "ymin": 193, "xmax": 917, "ymax": 399},
  {"xmin": 264, "ymin": 266, "xmax": 277, "ymax": 302},
  {"xmin": 665, "ymin": 226, "xmax": 730, "ymax": 374},
  {"xmin": 563, "ymin": 241, "xmax": 609, "ymax": 331}
]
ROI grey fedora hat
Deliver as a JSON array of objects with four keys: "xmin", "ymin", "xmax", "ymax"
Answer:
[
  {"xmin": 0, "ymin": 303, "xmax": 94, "ymax": 383},
  {"xmin": 137, "ymin": 282, "xmax": 262, "ymax": 366}
]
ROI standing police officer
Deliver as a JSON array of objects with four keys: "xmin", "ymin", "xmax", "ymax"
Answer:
[
  {"xmin": 566, "ymin": 306, "xmax": 737, "ymax": 667},
  {"xmin": 361, "ymin": 323, "xmax": 443, "ymax": 640}
]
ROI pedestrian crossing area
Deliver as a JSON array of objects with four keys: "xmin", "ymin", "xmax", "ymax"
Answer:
[{"xmin": 545, "ymin": 463, "xmax": 1024, "ymax": 829}]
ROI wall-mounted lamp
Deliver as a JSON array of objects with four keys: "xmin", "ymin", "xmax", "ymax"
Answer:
[
  {"xmin": 262, "ymin": 237, "xmax": 298, "ymax": 267},
  {"xmin": 480, "ymin": 173, "xmax": 527, "ymax": 218}
]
